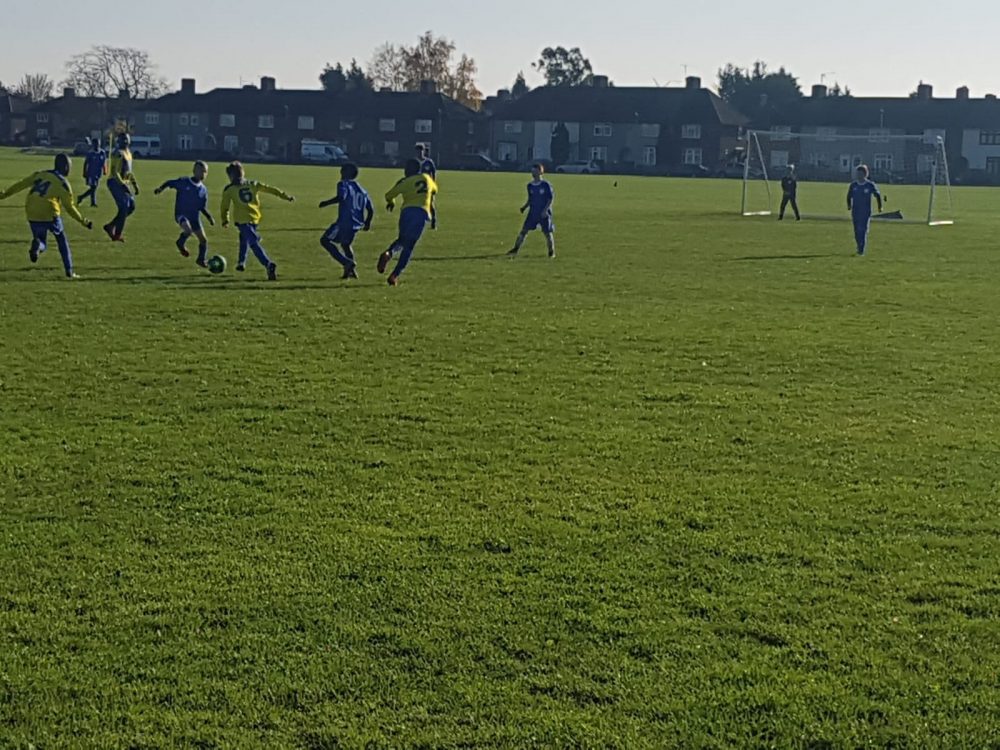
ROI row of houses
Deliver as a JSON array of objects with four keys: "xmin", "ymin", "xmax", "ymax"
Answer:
[{"xmin": 9, "ymin": 75, "xmax": 1000, "ymax": 182}]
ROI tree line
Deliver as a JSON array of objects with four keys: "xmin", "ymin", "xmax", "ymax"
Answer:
[{"xmin": 1, "ymin": 35, "xmax": 848, "ymax": 116}]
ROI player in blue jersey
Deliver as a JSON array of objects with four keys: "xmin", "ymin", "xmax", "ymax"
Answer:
[
  {"xmin": 847, "ymin": 165, "xmax": 883, "ymax": 256},
  {"xmin": 77, "ymin": 139, "xmax": 108, "ymax": 208},
  {"xmin": 416, "ymin": 143, "xmax": 437, "ymax": 181},
  {"xmin": 507, "ymin": 164, "xmax": 555, "ymax": 258},
  {"xmin": 153, "ymin": 161, "xmax": 215, "ymax": 267},
  {"xmin": 318, "ymin": 163, "xmax": 374, "ymax": 280}
]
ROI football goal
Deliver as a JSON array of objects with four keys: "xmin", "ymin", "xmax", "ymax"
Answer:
[{"xmin": 740, "ymin": 129, "xmax": 954, "ymax": 226}]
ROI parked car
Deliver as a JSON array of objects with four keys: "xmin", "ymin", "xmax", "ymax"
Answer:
[
  {"xmin": 555, "ymin": 160, "xmax": 602, "ymax": 175},
  {"xmin": 671, "ymin": 164, "xmax": 711, "ymax": 178},
  {"xmin": 72, "ymin": 141, "xmax": 92, "ymax": 156},
  {"xmin": 301, "ymin": 140, "xmax": 349, "ymax": 165},
  {"xmin": 455, "ymin": 153, "xmax": 500, "ymax": 171},
  {"xmin": 130, "ymin": 136, "xmax": 161, "ymax": 158}
]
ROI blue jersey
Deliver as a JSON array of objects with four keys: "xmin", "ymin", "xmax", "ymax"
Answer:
[
  {"xmin": 165, "ymin": 177, "xmax": 208, "ymax": 218},
  {"xmin": 420, "ymin": 158, "xmax": 437, "ymax": 180},
  {"xmin": 526, "ymin": 180, "xmax": 554, "ymax": 218},
  {"xmin": 84, "ymin": 150, "xmax": 107, "ymax": 181},
  {"xmin": 336, "ymin": 180, "xmax": 373, "ymax": 231},
  {"xmin": 848, "ymin": 180, "xmax": 881, "ymax": 217}
]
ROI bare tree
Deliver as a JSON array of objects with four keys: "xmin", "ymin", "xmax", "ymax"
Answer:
[
  {"xmin": 14, "ymin": 73, "xmax": 54, "ymax": 102},
  {"xmin": 368, "ymin": 43, "xmax": 409, "ymax": 92},
  {"xmin": 369, "ymin": 33, "xmax": 482, "ymax": 109},
  {"xmin": 63, "ymin": 46, "xmax": 168, "ymax": 99}
]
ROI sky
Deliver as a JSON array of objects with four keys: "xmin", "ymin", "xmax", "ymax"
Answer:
[{"xmin": 2, "ymin": 0, "xmax": 998, "ymax": 100}]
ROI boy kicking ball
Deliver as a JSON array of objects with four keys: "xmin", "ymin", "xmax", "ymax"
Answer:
[
  {"xmin": 220, "ymin": 162, "xmax": 295, "ymax": 280},
  {"xmin": 507, "ymin": 163, "xmax": 555, "ymax": 258},
  {"xmin": 153, "ymin": 161, "xmax": 215, "ymax": 268}
]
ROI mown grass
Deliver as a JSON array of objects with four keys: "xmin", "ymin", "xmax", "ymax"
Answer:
[{"xmin": 1, "ymin": 148, "xmax": 998, "ymax": 748}]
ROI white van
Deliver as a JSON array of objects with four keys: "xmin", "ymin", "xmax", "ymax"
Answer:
[
  {"xmin": 301, "ymin": 140, "xmax": 349, "ymax": 164},
  {"xmin": 131, "ymin": 135, "xmax": 161, "ymax": 158}
]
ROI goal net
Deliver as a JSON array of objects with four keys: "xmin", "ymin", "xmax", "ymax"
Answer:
[{"xmin": 740, "ymin": 129, "xmax": 954, "ymax": 225}]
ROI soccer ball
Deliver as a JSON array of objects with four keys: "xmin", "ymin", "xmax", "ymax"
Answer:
[{"xmin": 207, "ymin": 255, "xmax": 227, "ymax": 274}]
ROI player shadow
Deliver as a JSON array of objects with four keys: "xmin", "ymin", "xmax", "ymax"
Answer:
[
  {"xmin": 732, "ymin": 253, "xmax": 840, "ymax": 262},
  {"xmin": 414, "ymin": 253, "xmax": 507, "ymax": 262}
]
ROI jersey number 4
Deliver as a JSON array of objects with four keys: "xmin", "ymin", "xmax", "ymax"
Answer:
[{"xmin": 30, "ymin": 180, "xmax": 51, "ymax": 197}]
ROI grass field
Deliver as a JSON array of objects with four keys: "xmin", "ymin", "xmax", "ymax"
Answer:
[{"xmin": 1, "ymin": 147, "xmax": 999, "ymax": 749}]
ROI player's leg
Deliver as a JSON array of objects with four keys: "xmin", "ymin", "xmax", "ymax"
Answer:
[
  {"xmin": 193, "ymin": 226, "xmax": 210, "ymax": 267},
  {"xmin": 236, "ymin": 226, "xmax": 250, "ymax": 271},
  {"xmin": 779, "ymin": 196, "xmax": 789, "ymax": 220},
  {"xmin": 791, "ymin": 198, "xmax": 801, "ymax": 220},
  {"xmin": 176, "ymin": 217, "xmax": 194, "ymax": 257},
  {"xmin": 854, "ymin": 216, "xmax": 870, "ymax": 255},
  {"xmin": 244, "ymin": 224, "xmax": 276, "ymax": 279},
  {"xmin": 52, "ymin": 220, "xmax": 75, "ymax": 278},
  {"xmin": 509, "ymin": 216, "xmax": 535, "ymax": 256},
  {"xmin": 378, "ymin": 238, "xmax": 402, "ymax": 274},
  {"xmin": 387, "ymin": 210, "xmax": 427, "ymax": 285},
  {"xmin": 543, "ymin": 216, "xmax": 555, "ymax": 258},
  {"xmin": 28, "ymin": 222, "xmax": 48, "ymax": 264},
  {"xmin": 320, "ymin": 225, "xmax": 354, "ymax": 269}
]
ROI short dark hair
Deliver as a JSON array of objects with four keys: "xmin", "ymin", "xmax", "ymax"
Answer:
[
  {"xmin": 415, "ymin": 143, "xmax": 426, "ymax": 154},
  {"xmin": 532, "ymin": 163, "xmax": 545, "ymax": 174},
  {"xmin": 226, "ymin": 161, "xmax": 244, "ymax": 181},
  {"xmin": 404, "ymin": 158, "xmax": 421, "ymax": 177},
  {"xmin": 341, "ymin": 162, "xmax": 360, "ymax": 180},
  {"xmin": 54, "ymin": 153, "xmax": 71, "ymax": 175},
  {"xmin": 856, "ymin": 164, "xmax": 870, "ymax": 177},
  {"xmin": 193, "ymin": 160, "xmax": 208, "ymax": 170}
]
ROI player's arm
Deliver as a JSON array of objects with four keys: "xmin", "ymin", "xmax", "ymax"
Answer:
[
  {"xmin": 153, "ymin": 179, "xmax": 176, "ymax": 195},
  {"xmin": 384, "ymin": 180, "xmax": 403, "ymax": 212},
  {"xmin": 363, "ymin": 197, "xmax": 374, "ymax": 230},
  {"xmin": 318, "ymin": 190, "xmax": 341, "ymax": 208},
  {"xmin": 58, "ymin": 185, "xmax": 92, "ymax": 229},
  {"xmin": 430, "ymin": 187, "xmax": 438, "ymax": 229},
  {"xmin": 259, "ymin": 183, "xmax": 295, "ymax": 202},
  {"xmin": 129, "ymin": 173, "xmax": 140, "ymax": 195},
  {"xmin": 0, "ymin": 174, "xmax": 36, "ymax": 200},
  {"xmin": 874, "ymin": 186, "xmax": 883, "ymax": 212},
  {"xmin": 846, "ymin": 187, "xmax": 852, "ymax": 212},
  {"xmin": 220, "ymin": 189, "xmax": 232, "ymax": 227}
]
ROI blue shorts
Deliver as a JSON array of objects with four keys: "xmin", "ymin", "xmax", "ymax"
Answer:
[
  {"xmin": 399, "ymin": 207, "xmax": 428, "ymax": 244},
  {"xmin": 177, "ymin": 213, "xmax": 203, "ymax": 232},
  {"xmin": 29, "ymin": 217, "xmax": 64, "ymax": 242},
  {"xmin": 523, "ymin": 212, "xmax": 554, "ymax": 234},
  {"xmin": 323, "ymin": 223, "xmax": 358, "ymax": 247},
  {"xmin": 85, "ymin": 177, "xmax": 100, "ymax": 188},
  {"xmin": 108, "ymin": 180, "xmax": 135, "ymax": 210}
]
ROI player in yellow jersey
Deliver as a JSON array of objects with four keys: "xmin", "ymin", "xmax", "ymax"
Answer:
[
  {"xmin": 0, "ymin": 153, "xmax": 93, "ymax": 278},
  {"xmin": 220, "ymin": 161, "xmax": 295, "ymax": 280},
  {"xmin": 376, "ymin": 159, "xmax": 438, "ymax": 286},
  {"xmin": 103, "ymin": 132, "xmax": 140, "ymax": 242}
]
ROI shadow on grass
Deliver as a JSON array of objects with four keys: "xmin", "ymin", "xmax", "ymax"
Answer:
[
  {"xmin": 732, "ymin": 253, "xmax": 841, "ymax": 262},
  {"xmin": 414, "ymin": 253, "xmax": 507, "ymax": 263}
]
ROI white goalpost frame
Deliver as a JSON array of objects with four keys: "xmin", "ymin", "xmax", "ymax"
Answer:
[{"xmin": 740, "ymin": 130, "xmax": 955, "ymax": 226}]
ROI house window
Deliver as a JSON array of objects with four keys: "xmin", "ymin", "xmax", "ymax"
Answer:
[
  {"xmin": 297, "ymin": 115, "xmax": 315, "ymax": 130},
  {"xmin": 503, "ymin": 121, "xmax": 522, "ymax": 134},
  {"xmin": 223, "ymin": 135, "xmax": 239, "ymax": 153},
  {"xmin": 641, "ymin": 123, "xmax": 660, "ymax": 138},
  {"xmin": 379, "ymin": 118, "xmax": 396, "ymax": 132},
  {"xmin": 869, "ymin": 128, "xmax": 891, "ymax": 143},
  {"xmin": 874, "ymin": 153, "xmax": 894, "ymax": 171},
  {"xmin": 807, "ymin": 152, "xmax": 830, "ymax": 168},
  {"xmin": 770, "ymin": 150, "xmax": 789, "ymax": 168},
  {"xmin": 681, "ymin": 124, "xmax": 701, "ymax": 139},
  {"xmin": 683, "ymin": 148, "xmax": 703, "ymax": 165},
  {"xmin": 255, "ymin": 136, "xmax": 270, "ymax": 153},
  {"xmin": 36, "ymin": 113, "xmax": 49, "ymax": 123},
  {"xmin": 220, "ymin": 114, "xmax": 236, "ymax": 127},
  {"xmin": 360, "ymin": 142, "xmax": 375, "ymax": 155},
  {"xmin": 258, "ymin": 115, "xmax": 274, "ymax": 129},
  {"xmin": 816, "ymin": 126, "xmax": 836, "ymax": 141},
  {"xmin": 770, "ymin": 125, "xmax": 792, "ymax": 141},
  {"xmin": 641, "ymin": 146, "xmax": 657, "ymax": 166},
  {"xmin": 415, "ymin": 119, "xmax": 433, "ymax": 134},
  {"xmin": 593, "ymin": 123, "xmax": 612, "ymax": 137},
  {"xmin": 179, "ymin": 113, "xmax": 189, "ymax": 126},
  {"xmin": 36, "ymin": 128, "xmax": 49, "ymax": 141},
  {"xmin": 498, "ymin": 142, "xmax": 518, "ymax": 162},
  {"xmin": 980, "ymin": 131, "xmax": 1000, "ymax": 145},
  {"xmin": 923, "ymin": 129, "xmax": 945, "ymax": 145},
  {"xmin": 986, "ymin": 157, "xmax": 1000, "ymax": 176},
  {"xmin": 340, "ymin": 119, "xmax": 355, "ymax": 131},
  {"xmin": 590, "ymin": 146, "xmax": 608, "ymax": 162},
  {"xmin": 189, "ymin": 114, "xmax": 199, "ymax": 127},
  {"xmin": 467, "ymin": 122, "xmax": 475, "ymax": 135},
  {"xmin": 917, "ymin": 154, "xmax": 936, "ymax": 174},
  {"xmin": 145, "ymin": 112, "xmax": 159, "ymax": 125},
  {"xmin": 178, "ymin": 134, "xmax": 193, "ymax": 150},
  {"xmin": 384, "ymin": 141, "xmax": 400, "ymax": 157}
]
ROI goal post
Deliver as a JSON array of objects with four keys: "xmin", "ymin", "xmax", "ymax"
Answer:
[{"xmin": 740, "ymin": 129, "xmax": 954, "ymax": 226}]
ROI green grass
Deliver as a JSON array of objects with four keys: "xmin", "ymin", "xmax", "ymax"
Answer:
[{"xmin": 1, "ymin": 148, "xmax": 998, "ymax": 749}]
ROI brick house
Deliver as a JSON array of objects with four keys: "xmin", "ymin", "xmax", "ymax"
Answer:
[
  {"xmin": 133, "ymin": 77, "xmax": 487, "ymax": 166},
  {"xmin": 27, "ymin": 88, "xmax": 134, "ymax": 146},
  {"xmin": 0, "ymin": 94, "xmax": 31, "ymax": 144},
  {"xmin": 487, "ymin": 76, "xmax": 748, "ymax": 174}
]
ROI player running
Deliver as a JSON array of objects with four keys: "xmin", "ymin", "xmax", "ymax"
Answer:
[
  {"xmin": 318, "ymin": 163, "xmax": 374, "ymax": 280},
  {"xmin": 220, "ymin": 161, "xmax": 295, "ymax": 280},
  {"xmin": 77, "ymin": 139, "xmax": 108, "ymax": 208},
  {"xmin": 377, "ymin": 159, "xmax": 438, "ymax": 287},
  {"xmin": 847, "ymin": 165, "xmax": 883, "ymax": 256},
  {"xmin": 153, "ymin": 161, "xmax": 215, "ymax": 268},
  {"xmin": 0, "ymin": 153, "xmax": 93, "ymax": 278},
  {"xmin": 507, "ymin": 163, "xmax": 555, "ymax": 258},
  {"xmin": 102, "ymin": 132, "xmax": 139, "ymax": 242}
]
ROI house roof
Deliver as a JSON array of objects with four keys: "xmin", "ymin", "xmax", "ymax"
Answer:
[
  {"xmin": 0, "ymin": 94, "xmax": 31, "ymax": 115},
  {"xmin": 493, "ymin": 86, "xmax": 748, "ymax": 127},
  {"xmin": 755, "ymin": 96, "xmax": 1000, "ymax": 131},
  {"xmin": 142, "ymin": 87, "xmax": 479, "ymax": 119}
]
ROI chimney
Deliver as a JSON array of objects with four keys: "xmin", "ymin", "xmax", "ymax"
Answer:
[
  {"xmin": 420, "ymin": 80, "xmax": 437, "ymax": 95},
  {"xmin": 117, "ymin": 89, "xmax": 130, "ymax": 99},
  {"xmin": 260, "ymin": 76, "xmax": 276, "ymax": 93},
  {"xmin": 181, "ymin": 78, "xmax": 196, "ymax": 95},
  {"xmin": 379, "ymin": 86, "xmax": 392, "ymax": 93},
  {"xmin": 498, "ymin": 89, "xmax": 512, "ymax": 101},
  {"xmin": 956, "ymin": 86, "xmax": 970, "ymax": 100},
  {"xmin": 63, "ymin": 87, "xmax": 75, "ymax": 99},
  {"xmin": 592, "ymin": 75, "xmax": 609, "ymax": 89},
  {"xmin": 811, "ymin": 84, "xmax": 828, "ymax": 99},
  {"xmin": 917, "ymin": 82, "xmax": 933, "ymax": 100},
  {"xmin": 987, "ymin": 94, "xmax": 998, "ymax": 101},
  {"xmin": 685, "ymin": 76, "xmax": 701, "ymax": 90}
]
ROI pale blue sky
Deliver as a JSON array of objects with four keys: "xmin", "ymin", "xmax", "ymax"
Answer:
[{"xmin": 3, "ymin": 0, "xmax": 998, "ymax": 99}]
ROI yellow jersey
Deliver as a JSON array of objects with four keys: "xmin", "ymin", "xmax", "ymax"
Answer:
[
  {"xmin": 220, "ymin": 181, "xmax": 293, "ymax": 225},
  {"xmin": 0, "ymin": 170, "xmax": 88, "ymax": 225},
  {"xmin": 108, "ymin": 148, "xmax": 138, "ymax": 191},
  {"xmin": 385, "ymin": 174, "xmax": 437, "ymax": 217}
]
